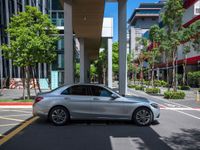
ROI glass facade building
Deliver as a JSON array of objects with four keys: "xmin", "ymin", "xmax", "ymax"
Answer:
[{"xmin": 0, "ymin": 0, "xmax": 72, "ymax": 88}]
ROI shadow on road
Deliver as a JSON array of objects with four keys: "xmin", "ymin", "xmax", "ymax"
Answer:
[
  {"xmin": 1, "ymin": 119, "xmax": 173, "ymax": 150},
  {"xmin": 164, "ymin": 128, "xmax": 200, "ymax": 150}
]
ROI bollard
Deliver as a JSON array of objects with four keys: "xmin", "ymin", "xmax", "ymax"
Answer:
[{"xmin": 196, "ymin": 91, "xmax": 200, "ymax": 102}]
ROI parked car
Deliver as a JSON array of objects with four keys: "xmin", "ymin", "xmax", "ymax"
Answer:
[{"xmin": 33, "ymin": 84, "xmax": 160, "ymax": 126}]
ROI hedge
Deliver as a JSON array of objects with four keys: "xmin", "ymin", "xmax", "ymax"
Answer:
[
  {"xmin": 135, "ymin": 85, "xmax": 145, "ymax": 91},
  {"xmin": 188, "ymin": 71, "xmax": 200, "ymax": 87},
  {"xmin": 164, "ymin": 91, "xmax": 185, "ymax": 99},
  {"xmin": 154, "ymin": 80, "xmax": 168, "ymax": 87},
  {"xmin": 128, "ymin": 85, "xmax": 136, "ymax": 89},
  {"xmin": 146, "ymin": 88, "xmax": 160, "ymax": 94},
  {"xmin": 178, "ymin": 85, "xmax": 190, "ymax": 90}
]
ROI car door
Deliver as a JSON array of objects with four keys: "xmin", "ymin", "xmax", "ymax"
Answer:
[
  {"xmin": 89, "ymin": 86, "xmax": 128, "ymax": 119},
  {"xmin": 61, "ymin": 85, "xmax": 93, "ymax": 119}
]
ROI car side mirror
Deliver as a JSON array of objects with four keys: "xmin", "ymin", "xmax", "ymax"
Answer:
[{"xmin": 111, "ymin": 93, "xmax": 119, "ymax": 100}]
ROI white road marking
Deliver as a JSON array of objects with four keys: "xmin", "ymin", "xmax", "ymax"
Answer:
[
  {"xmin": 0, "ymin": 109, "xmax": 31, "ymax": 113},
  {"xmin": 0, "ymin": 116, "xmax": 24, "ymax": 122},
  {"xmin": 161, "ymin": 107, "xmax": 200, "ymax": 111},
  {"xmin": 1, "ymin": 114, "xmax": 31, "ymax": 117},
  {"xmin": 0, "ymin": 124, "xmax": 18, "ymax": 127},
  {"xmin": 128, "ymin": 88, "xmax": 200, "ymax": 112},
  {"xmin": 174, "ymin": 110, "xmax": 200, "ymax": 120}
]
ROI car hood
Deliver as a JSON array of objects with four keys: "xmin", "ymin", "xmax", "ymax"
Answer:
[{"xmin": 124, "ymin": 95, "xmax": 150, "ymax": 103}]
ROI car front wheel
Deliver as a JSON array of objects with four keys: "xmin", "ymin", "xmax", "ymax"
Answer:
[
  {"xmin": 133, "ymin": 107, "xmax": 153, "ymax": 126},
  {"xmin": 49, "ymin": 106, "xmax": 69, "ymax": 126}
]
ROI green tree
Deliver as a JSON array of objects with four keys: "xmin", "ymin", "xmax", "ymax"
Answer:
[
  {"xmin": 180, "ymin": 27, "xmax": 192, "ymax": 85},
  {"xmin": 112, "ymin": 42, "xmax": 119, "ymax": 78},
  {"xmin": 148, "ymin": 25, "xmax": 162, "ymax": 86},
  {"xmin": 162, "ymin": 0, "xmax": 184, "ymax": 91},
  {"xmin": 137, "ymin": 37, "xmax": 149, "ymax": 84},
  {"xmin": 1, "ymin": 6, "xmax": 59, "ymax": 99}
]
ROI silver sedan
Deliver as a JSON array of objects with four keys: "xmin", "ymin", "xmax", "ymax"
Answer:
[{"xmin": 33, "ymin": 84, "xmax": 160, "ymax": 126}]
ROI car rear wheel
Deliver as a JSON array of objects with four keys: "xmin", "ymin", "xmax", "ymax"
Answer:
[
  {"xmin": 49, "ymin": 106, "xmax": 69, "ymax": 126},
  {"xmin": 133, "ymin": 107, "xmax": 153, "ymax": 126}
]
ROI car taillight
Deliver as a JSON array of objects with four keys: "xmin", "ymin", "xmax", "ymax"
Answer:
[{"xmin": 34, "ymin": 97, "xmax": 43, "ymax": 104}]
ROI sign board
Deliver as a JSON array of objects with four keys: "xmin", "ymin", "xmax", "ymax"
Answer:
[
  {"xmin": 194, "ymin": 1, "xmax": 200, "ymax": 15},
  {"xmin": 51, "ymin": 71, "xmax": 59, "ymax": 89},
  {"xmin": 39, "ymin": 79, "xmax": 49, "ymax": 89}
]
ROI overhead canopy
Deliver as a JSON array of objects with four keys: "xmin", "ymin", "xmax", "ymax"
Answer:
[{"xmin": 61, "ymin": 0, "xmax": 105, "ymax": 60}]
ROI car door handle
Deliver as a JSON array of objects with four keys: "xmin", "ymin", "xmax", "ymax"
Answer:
[
  {"xmin": 64, "ymin": 97, "xmax": 69, "ymax": 100},
  {"xmin": 93, "ymin": 98, "xmax": 100, "ymax": 101}
]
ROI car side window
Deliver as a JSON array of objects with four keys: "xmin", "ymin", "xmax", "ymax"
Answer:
[
  {"xmin": 91, "ymin": 86, "xmax": 112, "ymax": 97},
  {"xmin": 61, "ymin": 85, "xmax": 88, "ymax": 96}
]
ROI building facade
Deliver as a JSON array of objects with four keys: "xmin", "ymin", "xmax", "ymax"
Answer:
[
  {"xmin": 157, "ymin": 0, "xmax": 200, "ymax": 81},
  {"xmin": 128, "ymin": 1, "xmax": 165, "ymax": 59},
  {"xmin": 0, "ymin": 0, "xmax": 50, "ymax": 89}
]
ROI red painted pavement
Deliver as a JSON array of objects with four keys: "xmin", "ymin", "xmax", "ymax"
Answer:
[{"xmin": 0, "ymin": 102, "xmax": 33, "ymax": 106}]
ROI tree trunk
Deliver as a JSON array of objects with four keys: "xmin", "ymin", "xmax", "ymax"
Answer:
[
  {"xmin": 172, "ymin": 50, "xmax": 177, "ymax": 92},
  {"xmin": 25, "ymin": 66, "xmax": 31, "ymax": 99},
  {"xmin": 151, "ymin": 62, "xmax": 154, "ymax": 87},
  {"xmin": 103, "ymin": 68, "xmax": 106, "ymax": 85},
  {"xmin": 34, "ymin": 67, "xmax": 41, "ymax": 93},
  {"xmin": 140, "ymin": 67, "xmax": 143, "ymax": 85},
  {"xmin": 183, "ymin": 55, "xmax": 187, "ymax": 85},
  {"xmin": 31, "ymin": 67, "xmax": 37, "ymax": 95},
  {"xmin": 166, "ymin": 57, "xmax": 170, "ymax": 91},
  {"xmin": 22, "ymin": 67, "xmax": 25, "ymax": 100}
]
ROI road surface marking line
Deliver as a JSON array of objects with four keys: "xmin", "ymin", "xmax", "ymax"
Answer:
[
  {"xmin": 161, "ymin": 107, "xmax": 200, "ymax": 111},
  {"xmin": 1, "ymin": 114, "xmax": 32, "ymax": 117},
  {"xmin": 0, "ymin": 116, "xmax": 38, "ymax": 146},
  {"xmin": 0, "ymin": 109, "xmax": 31, "ymax": 113},
  {"xmin": 0, "ymin": 116, "xmax": 24, "ymax": 122},
  {"xmin": 174, "ymin": 110, "xmax": 200, "ymax": 120},
  {"xmin": 129, "ymin": 88, "xmax": 200, "ymax": 112},
  {"xmin": 0, "ymin": 124, "xmax": 18, "ymax": 127}
]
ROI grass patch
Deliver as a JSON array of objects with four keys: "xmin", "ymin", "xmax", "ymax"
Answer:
[{"xmin": 0, "ymin": 99, "xmax": 33, "ymax": 102}]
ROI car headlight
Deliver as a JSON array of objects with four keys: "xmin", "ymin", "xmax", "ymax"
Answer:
[{"xmin": 151, "ymin": 103, "xmax": 159, "ymax": 109}]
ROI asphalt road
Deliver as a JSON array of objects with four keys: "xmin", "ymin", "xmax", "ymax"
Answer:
[
  {"xmin": 0, "ymin": 108, "xmax": 32, "ymax": 137},
  {"xmin": 0, "ymin": 91, "xmax": 200, "ymax": 150}
]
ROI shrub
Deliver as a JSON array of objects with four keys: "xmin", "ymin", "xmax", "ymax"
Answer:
[
  {"xmin": 164, "ymin": 91, "xmax": 185, "ymax": 99},
  {"xmin": 146, "ymin": 88, "xmax": 160, "ymax": 94},
  {"xmin": 135, "ymin": 85, "xmax": 144, "ymax": 91},
  {"xmin": 188, "ymin": 71, "xmax": 200, "ymax": 87},
  {"xmin": 154, "ymin": 80, "xmax": 168, "ymax": 87},
  {"xmin": 143, "ymin": 80, "xmax": 150, "ymax": 86},
  {"xmin": 128, "ymin": 85, "xmax": 136, "ymax": 89},
  {"xmin": 178, "ymin": 85, "xmax": 190, "ymax": 90}
]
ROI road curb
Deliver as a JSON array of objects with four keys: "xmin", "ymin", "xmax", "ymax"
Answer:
[{"xmin": 0, "ymin": 102, "xmax": 33, "ymax": 106}]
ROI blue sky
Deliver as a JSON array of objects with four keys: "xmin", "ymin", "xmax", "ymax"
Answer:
[{"xmin": 104, "ymin": 0, "xmax": 158, "ymax": 42}]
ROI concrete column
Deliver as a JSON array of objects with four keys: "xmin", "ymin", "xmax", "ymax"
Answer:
[
  {"xmin": 85, "ymin": 57, "xmax": 90, "ymax": 83},
  {"xmin": 42, "ymin": 0, "xmax": 47, "ymax": 78},
  {"xmin": 118, "ymin": 0, "xmax": 127, "ymax": 96},
  {"xmin": 14, "ymin": 0, "xmax": 21, "ymax": 78},
  {"xmin": 5, "ymin": 0, "xmax": 12, "ymax": 79},
  {"xmin": 36, "ymin": 0, "xmax": 41, "ymax": 79},
  {"xmin": 22, "ymin": 0, "xmax": 25, "ymax": 12},
  {"xmin": 29, "ymin": 0, "xmax": 32, "ymax": 6},
  {"xmin": 80, "ymin": 38, "xmax": 90, "ymax": 83},
  {"xmin": 0, "ymin": 32, "xmax": 3, "ymax": 89},
  {"xmin": 80, "ymin": 38, "xmax": 85, "ymax": 83},
  {"xmin": 107, "ymin": 38, "xmax": 113, "ymax": 88},
  {"xmin": 64, "ymin": 0, "xmax": 74, "ymax": 84}
]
